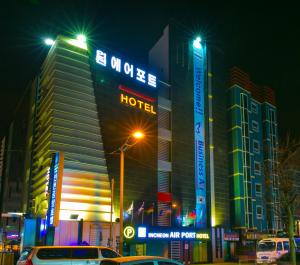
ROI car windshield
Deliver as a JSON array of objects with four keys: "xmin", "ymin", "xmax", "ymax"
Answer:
[{"xmin": 257, "ymin": 241, "xmax": 276, "ymax": 251}]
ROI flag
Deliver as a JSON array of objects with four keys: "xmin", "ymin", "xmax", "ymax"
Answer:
[
  {"xmin": 159, "ymin": 208, "xmax": 172, "ymax": 216},
  {"xmin": 188, "ymin": 210, "xmax": 196, "ymax": 219},
  {"xmin": 146, "ymin": 203, "xmax": 154, "ymax": 214},
  {"xmin": 159, "ymin": 209, "xmax": 164, "ymax": 216},
  {"xmin": 137, "ymin": 202, "xmax": 144, "ymax": 215},
  {"xmin": 126, "ymin": 201, "xmax": 134, "ymax": 215},
  {"xmin": 157, "ymin": 192, "xmax": 172, "ymax": 203},
  {"xmin": 165, "ymin": 209, "xmax": 172, "ymax": 215}
]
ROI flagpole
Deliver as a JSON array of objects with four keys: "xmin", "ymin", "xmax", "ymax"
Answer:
[
  {"xmin": 131, "ymin": 201, "xmax": 134, "ymax": 224},
  {"xmin": 152, "ymin": 203, "xmax": 155, "ymax": 226},
  {"xmin": 109, "ymin": 176, "xmax": 114, "ymax": 247}
]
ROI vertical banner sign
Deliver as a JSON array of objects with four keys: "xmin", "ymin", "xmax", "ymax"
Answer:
[
  {"xmin": 193, "ymin": 41, "xmax": 207, "ymax": 228},
  {"xmin": 47, "ymin": 152, "xmax": 64, "ymax": 227}
]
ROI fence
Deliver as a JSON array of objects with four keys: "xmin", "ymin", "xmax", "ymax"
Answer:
[{"xmin": 0, "ymin": 251, "xmax": 14, "ymax": 265}]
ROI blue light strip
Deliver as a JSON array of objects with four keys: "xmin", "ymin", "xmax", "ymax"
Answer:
[
  {"xmin": 47, "ymin": 153, "xmax": 59, "ymax": 227},
  {"xmin": 193, "ymin": 40, "xmax": 207, "ymax": 229}
]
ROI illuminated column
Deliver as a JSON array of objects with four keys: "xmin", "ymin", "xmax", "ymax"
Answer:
[{"xmin": 193, "ymin": 37, "xmax": 207, "ymax": 229}]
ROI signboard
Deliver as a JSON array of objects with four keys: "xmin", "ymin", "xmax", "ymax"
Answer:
[
  {"xmin": 124, "ymin": 226, "xmax": 135, "ymax": 239},
  {"xmin": 193, "ymin": 39, "xmax": 207, "ymax": 228},
  {"xmin": 119, "ymin": 85, "xmax": 156, "ymax": 115},
  {"xmin": 95, "ymin": 49, "xmax": 157, "ymax": 88},
  {"xmin": 47, "ymin": 152, "xmax": 64, "ymax": 227},
  {"xmin": 224, "ymin": 232, "xmax": 240, "ymax": 241},
  {"xmin": 127, "ymin": 226, "xmax": 210, "ymax": 241}
]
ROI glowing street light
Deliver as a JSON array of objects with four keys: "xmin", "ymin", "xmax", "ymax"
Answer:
[
  {"xmin": 67, "ymin": 34, "xmax": 88, "ymax": 50},
  {"xmin": 193, "ymin": 36, "xmax": 202, "ymax": 49},
  {"xmin": 76, "ymin": 34, "xmax": 87, "ymax": 43},
  {"xmin": 44, "ymin": 38, "xmax": 55, "ymax": 46},
  {"xmin": 119, "ymin": 130, "xmax": 144, "ymax": 255},
  {"xmin": 132, "ymin": 131, "xmax": 144, "ymax": 139}
]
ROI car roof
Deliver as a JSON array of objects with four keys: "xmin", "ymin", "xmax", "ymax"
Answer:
[
  {"xmin": 101, "ymin": 256, "xmax": 180, "ymax": 263},
  {"xmin": 32, "ymin": 246, "xmax": 113, "ymax": 249}
]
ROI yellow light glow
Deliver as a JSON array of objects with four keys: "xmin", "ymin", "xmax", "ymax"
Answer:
[
  {"xmin": 67, "ymin": 38, "xmax": 88, "ymax": 50},
  {"xmin": 211, "ymin": 216, "xmax": 216, "ymax": 227},
  {"xmin": 172, "ymin": 203, "xmax": 177, "ymax": 208},
  {"xmin": 59, "ymin": 210, "xmax": 114, "ymax": 222},
  {"xmin": 132, "ymin": 131, "xmax": 144, "ymax": 139},
  {"xmin": 60, "ymin": 201, "xmax": 111, "ymax": 213}
]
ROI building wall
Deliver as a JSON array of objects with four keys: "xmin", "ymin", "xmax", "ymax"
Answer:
[
  {"xmin": 168, "ymin": 25, "xmax": 196, "ymax": 223},
  {"xmin": 262, "ymin": 102, "xmax": 280, "ymax": 232},
  {"xmin": 210, "ymin": 51, "xmax": 230, "ymax": 228},
  {"xmin": 1, "ymin": 84, "xmax": 31, "ymax": 213},
  {"xmin": 27, "ymin": 36, "xmax": 112, "ymax": 222},
  {"xmin": 228, "ymin": 67, "xmax": 279, "ymax": 232},
  {"xmin": 89, "ymin": 49, "xmax": 158, "ymax": 225}
]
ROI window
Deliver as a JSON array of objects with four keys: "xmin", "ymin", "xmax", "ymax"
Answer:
[
  {"xmin": 256, "ymin": 206, "xmax": 263, "ymax": 219},
  {"xmin": 71, "ymin": 248, "xmax": 98, "ymax": 259},
  {"xmin": 253, "ymin": 140, "xmax": 260, "ymax": 153},
  {"xmin": 255, "ymin": 184, "xmax": 262, "ymax": 195},
  {"xmin": 276, "ymin": 242, "xmax": 283, "ymax": 251},
  {"xmin": 254, "ymin": 161, "xmax": 261, "ymax": 174},
  {"xmin": 101, "ymin": 248, "xmax": 120, "ymax": 258},
  {"xmin": 283, "ymin": 241, "xmax": 290, "ymax": 251},
  {"xmin": 37, "ymin": 248, "xmax": 72, "ymax": 259},
  {"xmin": 251, "ymin": 102, "xmax": 258, "ymax": 114},
  {"xmin": 252, "ymin": 121, "xmax": 259, "ymax": 132}
]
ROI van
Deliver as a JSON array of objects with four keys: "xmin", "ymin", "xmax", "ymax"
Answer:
[
  {"xmin": 256, "ymin": 238, "xmax": 290, "ymax": 264},
  {"xmin": 23, "ymin": 246, "xmax": 120, "ymax": 265}
]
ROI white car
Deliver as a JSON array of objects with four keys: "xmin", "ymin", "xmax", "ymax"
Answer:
[
  {"xmin": 100, "ymin": 256, "xmax": 184, "ymax": 265},
  {"xmin": 17, "ymin": 245, "xmax": 120, "ymax": 265}
]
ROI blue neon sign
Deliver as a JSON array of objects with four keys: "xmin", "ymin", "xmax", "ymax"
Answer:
[
  {"xmin": 47, "ymin": 153, "xmax": 59, "ymax": 227},
  {"xmin": 193, "ymin": 39, "xmax": 207, "ymax": 229},
  {"xmin": 135, "ymin": 226, "xmax": 209, "ymax": 241},
  {"xmin": 95, "ymin": 49, "xmax": 157, "ymax": 88}
]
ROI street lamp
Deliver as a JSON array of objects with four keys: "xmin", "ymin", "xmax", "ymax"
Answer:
[
  {"xmin": 119, "ymin": 130, "xmax": 144, "ymax": 255},
  {"xmin": 44, "ymin": 38, "xmax": 55, "ymax": 46}
]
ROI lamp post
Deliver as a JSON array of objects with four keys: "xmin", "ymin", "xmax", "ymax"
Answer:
[{"xmin": 119, "ymin": 131, "xmax": 144, "ymax": 255}]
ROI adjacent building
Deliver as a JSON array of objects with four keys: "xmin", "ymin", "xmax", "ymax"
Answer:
[{"xmin": 228, "ymin": 67, "xmax": 280, "ymax": 234}]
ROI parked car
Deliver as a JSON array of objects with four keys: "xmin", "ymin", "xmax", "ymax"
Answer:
[
  {"xmin": 272, "ymin": 252, "xmax": 300, "ymax": 264},
  {"xmin": 16, "ymin": 247, "xmax": 32, "ymax": 265},
  {"xmin": 18, "ymin": 245, "xmax": 120, "ymax": 265},
  {"xmin": 100, "ymin": 256, "xmax": 183, "ymax": 265}
]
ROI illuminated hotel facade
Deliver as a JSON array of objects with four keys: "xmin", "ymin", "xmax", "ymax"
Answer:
[
  {"xmin": 20, "ymin": 31, "xmax": 217, "ymax": 261},
  {"xmin": 1, "ymin": 23, "xmax": 280, "ymax": 263}
]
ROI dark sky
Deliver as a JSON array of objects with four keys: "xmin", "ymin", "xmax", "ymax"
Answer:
[{"xmin": 1, "ymin": 0, "xmax": 300, "ymax": 138}]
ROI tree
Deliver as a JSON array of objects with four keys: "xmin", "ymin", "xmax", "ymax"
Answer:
[{"xmin": 270, "ymin": 135, "xmax": 300, "ymax": 265}]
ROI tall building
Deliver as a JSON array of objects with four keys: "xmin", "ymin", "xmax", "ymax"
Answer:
[
  {"xmin": 149, "ymin": 22, "xmax": 229, "ymax": 262},
  {"xmin": 228, "ymin": 67, "xmax": 280, "ymax": 234},
  {"xmin": 23, "ymin": 36, "xmax": 113, "ymax": 245}
]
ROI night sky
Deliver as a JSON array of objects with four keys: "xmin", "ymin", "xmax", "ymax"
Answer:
[{"xmin": 1, "ymin": 0, "xmax": 300, "ymax": 138}]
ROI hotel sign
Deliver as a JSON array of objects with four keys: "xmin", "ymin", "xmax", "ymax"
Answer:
[
  {"xmin": 130, "ymin": 226, "xmax": 210, "ymax": 241},
  {"xmin": 119, "ymin": 85, "xmax": 156, "ymax": 115},
  {"xmin": 95, "ymin": 49, "xmax": 157, "ymax": 88}
]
